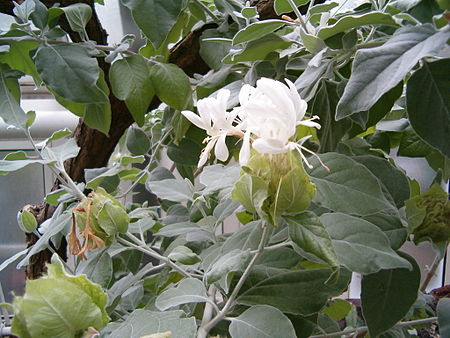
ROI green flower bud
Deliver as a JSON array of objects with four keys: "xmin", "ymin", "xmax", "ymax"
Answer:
[
  {"xmin": 17, "ymin": 209, "xmax": 38, "ymax": 233},
  {"xmin": 405, "ymin": 183, "xmax": 450, "ymax": 244},
  {"xmin": 232, "ymin": 150, "xmax": 316, "ymax": 225}
]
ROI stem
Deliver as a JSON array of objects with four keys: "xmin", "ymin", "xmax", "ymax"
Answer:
[
  {"xmin": 192, "ymin": 0, "xmax": 221, "ymax": 23},
  {"xmin": 118, "ymin": 233, "xmax": 193, "ymax": 278},
  {"xmin": 420, "ymin": 244, "xmax": 447, "ymax": 292},
  {"xmin": 309, "ymin": 317, "xmax": 438, "ymax": 338},
  {"xmin": 197, "ymin": 226, "xmax": 269, "ymax": 338},
  {"xmin": 250, "ymin": 240, "xmax": 292, "ymax": 254},
  {"xmin": 117, "ymin": 127, "xmax": 173, "ymax": 198},
  {"xmin": 286, "ymin": 0, "xmax": 308, "ymax": 31},
  {"xmin": 25, "ymin": 130, "xmax": 86, "ymax": 200}
]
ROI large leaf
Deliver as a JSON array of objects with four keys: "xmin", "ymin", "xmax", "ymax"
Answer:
[
  {"xmin": 76, "ymin": 249, "xmax": 113, "ymax": 288},
  {"xmin": 231, "ymin": 173, "xmax": 268, "ymax": 214},
  {"xmin": 149, "ymin": 62, "xmax": 192, "ymax": 110},
  {"xmin": 229, "ymin": 305, "xmax": 297, "ymax": 338},
  {"xmin": 312, "ymin": 81, "xmax": 351, "ymax": 153},
  {"xmin": 0, "ymin": 71, "xmax": 27, "ymax": 129},
  {"xmin": 0, "ymin": 41, "xmax": 41, "ymax": 84},
  {"xmin": 34, "ymin": 44, "xmax": 107, "ymax": 103},
  {"xmin": 320, "ymin": 213, "xmax": 412, "ymax": 274},
  {"xmin": 62, "ymin": 3, "xmax": 92, "ymax": 34},
  {"xmin": 285, "ymin": 211, "xmax": 338, "ymax": 267},
  {"xmin": 273, "ymin": 0, "xmax": 309, "ymax": 14},
  {"xmin": 362, "ymin": 214, "xmax": 407, "ymax": 250},
  {"xmin": 102, "ymin": 309, "xmax": 196, "ymax": 338},
  {"xmin": 352, "ymin": 155, "xmax": 410, "ymax": 208},
  {"xmin": 155, "ymin": 278, "xmax": 210, "ymax": 311},
  {"xmin": 0, "ymin": 151, "xmax": 49, "ymax": 175},
  {"xmin": 361, "ymin": 253, "xmax": 420, "ymax": 337},
  {"xmin": 12, "ymin": 256, "xmax": 109, "ymax": 338},
  {"xmin": 110, "ymin": 55, "xmax": 154, "ymax": 126},
  {"xmin": 308, "ymin": 153, "xmax": 395, "ymax": 216},
  {"xmin": 406, "ymin": 59, "xmax": 450, "ymax": 157},
  {"xmin": 237, "ymin": 268, "xmax": 351, "ymax": 315},
  {"xmin": 206, "ymin": 249, "xmax": 252, "ymax": 284},
  {"xmin": 146, "ymin": 178, "xmax": 193, "ymax": 202},
  {"xmin": 336, "ymin": 25, "xmax": 450, "ymax": 120},
  {"xmin": 437, "ymin": 298, "xmax": 450, "ymax": 338},
  {"xmin": 233, "ymin": 20, "xmax": 287, "ymax": 45},
  {"xmin": 318, "ymin": 12, "xmax": 397, "ymax": 40},
  {"xmin": 121, "ymin": 0, "xmax": 188, "ymax": 49}
]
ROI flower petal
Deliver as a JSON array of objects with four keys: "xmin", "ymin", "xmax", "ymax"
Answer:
[
  {"xmin": 198, "ymin": 138, "xmax": 216, "ymax": 168},
  {"xmin": 285, "ymin": 78, "xmax": 307, "ymax": 121},
  {"xmin": 253, "ymin": 138, "xmax": 288, "ymax": 154},
  {"xmin": 298, "ymin": 119, "xmax": 321, "ymax": 129},
  {"xmin": 215, "ymin": 133, "xmax": 229, "ymax": 161},
  {"xmin": 182, "ymin": 110, "xmax": 208, "ymax": 130},
  {"xmin": 239, "ymin": 130, "xmax": 251, "ymax": 166}
]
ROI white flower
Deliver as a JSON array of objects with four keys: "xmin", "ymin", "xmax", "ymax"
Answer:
[
  {"xmin": 237, "ymin": 78, "xmax": 321, "ymax": 166},
  {"xmin": 181, "ymin": 89, "xmax": 242, "ymax": 167}
]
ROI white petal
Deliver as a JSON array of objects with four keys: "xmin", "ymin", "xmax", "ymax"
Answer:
[
  {"xmin": 181, "ymin": 110, "xmax": 207, "ymax": 130},
  {"xmin": 216, "ymin": 89, "xmax": 230, "ymax": 112},
  {"xmin": 298, "ymin": 120, "xmax": 321, "ymax": 129},
  {"xmin": 215, "ymin": 133, "xmax": 229, "ymax": 161},
  {"xmin": 285, "ymin": 78, "xmax": 307, "ymax": 121},
  {"xmin": 253, "ymin": 138, "xmax": 288, "ymax": 154},
  {"xmin": 256, "ymin": 78, "xmax": 295, "ymax": 121},
  {"xmin": 198, "ymin": 139, "xmax": 216, "ymax": 168},
  {"xmin": 239, "ymin": 84, "xmax": 253, "ymax": 106},
  {"xmin": 239, "ymin": 130, "xmax": 251, "ymax": 166}
]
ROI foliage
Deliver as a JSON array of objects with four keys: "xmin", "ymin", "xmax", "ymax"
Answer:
[{"xmin": 0, "ymin": 0, "xmax": 449, "ymax": 337}]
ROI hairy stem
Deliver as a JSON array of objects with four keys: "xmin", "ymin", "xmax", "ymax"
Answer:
[
  {"xmin": 197, "ymin": 226, "xmax": 269, "ymax": 338},
  {"xmin": 309, "ymin": 317, "xmax": 438, "ymax": 338}
]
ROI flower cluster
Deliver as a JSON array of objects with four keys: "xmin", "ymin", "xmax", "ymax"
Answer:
[{"xmin": 182, "ymin": 78, "xmax": 322, "ymax": 168}]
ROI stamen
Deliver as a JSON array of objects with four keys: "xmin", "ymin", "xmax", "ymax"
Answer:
[{"xmin": 300, "ymin": 145, "xmax": 330, "ymax": 172}]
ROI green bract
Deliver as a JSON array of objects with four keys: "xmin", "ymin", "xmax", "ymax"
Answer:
[
  {"xmin": 231, "ymin": 150, "xmax": 315, "ymax": 225},
  {"xmin": 405, "ymin": 183, "xmax": 450, "ymax": 244},
  {"xmin": 12, "ymin": 255, "xmax": 109, "ymax": 337}
]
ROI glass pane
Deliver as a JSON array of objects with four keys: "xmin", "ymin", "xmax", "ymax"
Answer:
[{"xmin": 0, "ymin": 150, "xmax": 46, "ymax": 302}]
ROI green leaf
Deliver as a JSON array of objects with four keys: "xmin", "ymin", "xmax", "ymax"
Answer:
[
  {"xmin": 200, "ymin": 164, "xmax": 240, "ymax": 196},
  {"xmin": 206, "ymin": 249, "xmax": 252, "ymax": 284},
  {"xmin": 62, "ymin": 3, "xmax": 92, "ymax": 34},
  {"xmin": 229, "ymin": 305, "xmax": 297, "ymax": 338},
  {"xmin": 361, "ymin": 252, "xmax": 420, "ymax": 337},
  {"xmin": 168, "ymin": 246, "xmax": 201, "ymax": 265},
  {"xmin": 102, "ymin": 309, "xmax": 196, "ymax": 338},
  {"xmin": 437, "ymin": 298, "xmax": 450, "ymax": 338},
  {"xmin": 76, "ymin": 249, "xmax": 113, "ymax": 288},
  {"xmin": 299, "ymin": 28, "xmax": 326, "ymax": 54},
  {"xmin": 146, "ymin": 178, "xmax": 193, "ymax": 202},
  {"xmin": 110, "ymin": 54, "xmax": 154, "ymax": 126},
  {"xmin": 34, "ymin": 44, "xmax": 107, "ymax": 104},
  {"xmin": 17, "ymin": 210, "xmax": 38, "ymax": 233},
  {"xmin": 336, "ymin": 25, "xmax": 450, "ymax": 120},
  {"xmin": 225, "ymin": 34, "xmax": 292, "ymax": 63},
  {"xmin": 285, "ymin": 211, "xmax": 338, "ymax": 267},
  {"xmin": 29, "ymin": 0, "xmax": 48, "ymax": 30},
  {"xmin": 41, "ymin": 138, "xmax": 80, "ymax": 166},
  {"xmin": 13, "ymin": 0, "xmax": 35, "ymax": 22},
  {"xmin": 318, "ymin": 12, "xmax": 397, "ymax": 40},
  {"xmin": 362, "ymin": 214, "xmax": 407, "ymax": 250},
  {"xmin": 312, "ymin": 81, "xmax": 351, "ymax": 152},
  {"xmin": 320, "ymin": 213, "xmax": 412, "ymax": 274},
  {"xmin": 12, "ymin": 256, "xmax": 109, "ymax": 337},
  {"xmin": 0, "ymin": 151, "xmax": 49, "ymax": 175},
  {"xmin": 167, "ymin": 138, "xmax": 202, "ymax": 166},
  {"xmin": 157, "ymin": 222, "xmax": 200, "ymax": 237},
  {"xmin": 308, "ymin": 153, "xmax": 395, "ymax": 216},
  {"xmin": 406, "ymin": 59, "xmax": 450, "ymax": 157},
  {"xmin": 149, "ymin": 62, "xmax": 192, "ymax": 110},
  {"xmin": 237, "ymin": 268, "xmax": 351, "ymax": 315},
  {"xmin": 322, "ymin": 299, "xmax": 352, "ymax": 321},
  {"xmin": 309, "ymin": 2, "xmax": 339, "ymax": 15},
  {"xmin": 233, "ymin": 20, "xmax": 287, "ymax": 45},
  {"xmin": 220, "ymin": 221, "xmax": 265, "ymax": 253},
  {"xmin": 97, "ymin": 202, "xmax": 129, "ymax": 235},
  {"xmin": 200, "ymin": 29, "xmax": 232, "ymax": 71},
  {"xmin": 398, "ymin": 126, "xmax": 435, "ymax": 157},
  {"xmin": 0, "ymin": 248, "xmax": 29, "ymax": 273},
  {"xmin": 0, "ymin": 70, "xmax": 27, "ymax": 129},
  {"xmin": 231, "ymin": 173, "xmax": 269, "ymax": 214},
  {"xmin": 155, "ymin": 278, "xmax": 210, "ymax": 311},
  {"xmin": 352, "ymin": 155, "xmax": 410, "ymax": 208},
  {"xmin": 273, "ymin": 0, "xmax": 309, "ymax": 15},
  {"xmin": 121, "ymin": 0, "xmax": 188, "ymax": 49},
  {"xmin": 39, "ymin": 128, "xmax": 72, "ymax": 148},
  {"xmin": 0, "ymin": 41, "xmax": 41, "ymax": 84},
  {"xmin": 126, "ymin": 127, "xmax": 151, "ymax": 156}
]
